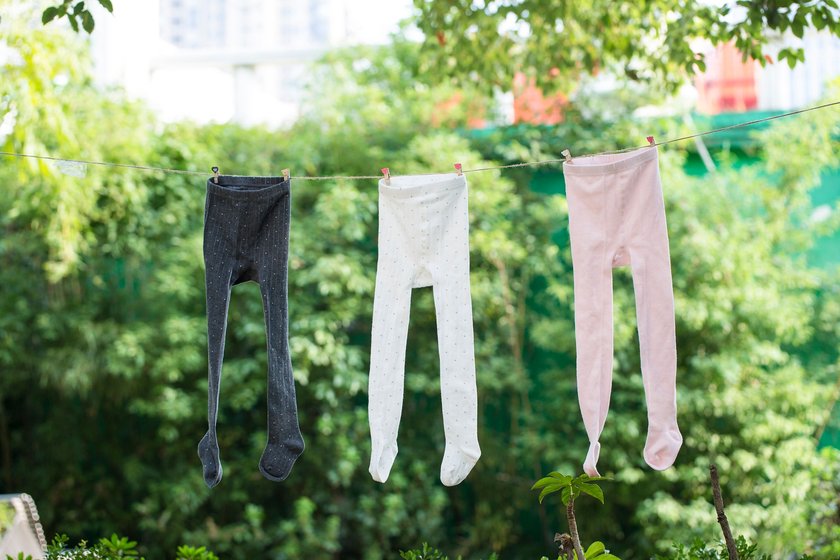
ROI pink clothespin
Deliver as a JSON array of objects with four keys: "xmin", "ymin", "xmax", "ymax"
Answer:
[
  {"xmin": 454, "ymin": 162, "xmax": 463, "ymax": 176},
  {"xmin": 647, "ymin": 136, "xmax": 656, "ymax": 146},
  {"xmin": 381, "ymin": 167, "xmax": 391, "ymax": 185}
]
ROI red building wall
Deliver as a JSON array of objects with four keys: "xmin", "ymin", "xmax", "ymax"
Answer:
[{"xmin": 694, "ymin": 42, "xmax": 759, "ymax": 114}]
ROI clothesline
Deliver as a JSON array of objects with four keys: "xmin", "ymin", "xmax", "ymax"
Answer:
[{"xmin": 1, "ymin": 100, "xmax": 838, "ymax": 180}]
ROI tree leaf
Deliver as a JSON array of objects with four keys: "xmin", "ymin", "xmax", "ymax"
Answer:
[
  {"xmin": 41, "ymin": 6, "xmax": 59, "ymax": 24},
  {"xmin": 98, "ymin": 0, "xmax": 114, "ymax": 12},
  {"xmin": 791, "ymin": 17, "xmax": 804, "ymax": 38},
  {"xmin": 68, "ymin": 14, "xmax": 79, "ymax": 31},
  {"xmin": 538, "ymin": 483, "xmax": 565, "ymax": 503},
  {"xmin": 575, "ymin": 474, "xmax": 610, "ymax": 484},
  {"xmin": 548, "ymin": 472, "xmax": 572, "ymax": 485},
  {"xmin": 584, "ymin": 541, "xmax": 606, "ymax": 558},
  {"xmin": 82, "ymin": 10, "xmax": 95, "ymax": 33},
  {"xmin": 531, "ymin": 476, "xmax": 560, "ymax": 490},
  {"xmin": 575, "ymin": 482, "xmax": 605, "ymax": 504}
]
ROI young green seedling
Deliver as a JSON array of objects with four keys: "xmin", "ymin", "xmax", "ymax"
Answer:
[{"xmin": 532, "ymin": 473, "xmax": 619, "ymax": 560}]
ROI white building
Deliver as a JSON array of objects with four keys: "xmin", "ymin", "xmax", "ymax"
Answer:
[
  {"xmin": 756, "ymin": 31, "xmax": 840, "ymax": 110},
  {"xmin": 91, "ymin": 0, "xmax": 411, "ymax": 126}
]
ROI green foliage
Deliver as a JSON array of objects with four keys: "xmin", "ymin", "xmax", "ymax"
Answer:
[
  {"xmin": 5, "ymin": 553, "xmax": 33, "ymax": 560},
  {"xmin": 1, "ymin": 3, "xmax": 839, "ymax": 560},
  {"xmin": 400, "ymin": 543, "xmax": 499, "ymax": 560},
  {"xmin": 530, "ymin": 473, "xmax": 615, "ymax": 559},
  {"xmin": 541, "ymin": 541, "xmax": 623, "ymax": 560},
  {"xmin": 577, "ymin": 541, "xmax": 620, "ymax": 560},
  {"xmin": 413, "ymin": 1, "xmax": 840, "ymax": 92},
  {"xmin": 175, "ymin": 545, "xmax": 219, "ymax": 560},
  {"xmin": 41, "ymin": 0, "xmax": 113, "ymax": 34},
  {"xmin": 20, "ymin": 533, "xmax": 218, "ymax": 560},
  {"xmin": 43, "ymin": 533, "xmax": 142, "ymax": 559},
  {"xmin": 531, "ymin": 473, "xmax": 608, "ymax": 505},
  {"xmin": 654, "ymin": 535, "xmax": 774, "ymax": 560},
  {"xmin": 400, "ymin": 543, "xmax": 458, "ymax": 560},
  {"xmin": 97, "ymin": 534, "xmax": 140, "ymax": 558}
]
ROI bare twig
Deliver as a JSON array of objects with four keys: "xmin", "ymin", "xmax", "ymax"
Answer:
[
  {"xmin": 710, "ymin": 464, "xmax": 739, "ymax": 560},
  {"xmin": 566, "ymin": 500, "xmax": 587, "ymax": 560}
]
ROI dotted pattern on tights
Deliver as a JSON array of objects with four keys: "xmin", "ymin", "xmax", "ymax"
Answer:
[
  {"xmin": 367, "ymin": 173, "xmax": 481, "ymax": 487},
  {"xmin": 198, "ymin": 175, "xmax": 304, "ymax": 488}
]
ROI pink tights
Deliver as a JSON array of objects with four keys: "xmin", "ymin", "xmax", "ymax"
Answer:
[{"xmin": 564, "ymin": 147, "xmax": 683, "ymax": 476}]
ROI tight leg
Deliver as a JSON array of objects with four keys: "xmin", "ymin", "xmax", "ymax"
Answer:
[
  {"xmin": 566, "ymin": 173, "xmax": 616, "ymax": 477},
  {"xmin": 431, "ymin": 185, "xmax": 480, "ymax": 486},
  {"xmin": 626, "ymin": 162, "xmax": 682, "ymax": 470},
  {"xmin": 198, "ymin": 249, "xmax": 235, "ymax": 488},
  {"xmin": 571, "ymin": 247, "xmax": 615, "ymax": 478},
  {"xmin": 367, "ymin": 237, "xmax": 415, "ymax": 483},
  {"xmin": 433, "ymin": 266, "xmax": 480, "ymax": 486},
  {"xmin": 256, "ymin": 194, "xmax": 304, "ymax": 481}
]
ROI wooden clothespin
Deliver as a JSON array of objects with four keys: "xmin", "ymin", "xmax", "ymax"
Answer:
[
  {"xmin": 282, "ymin": 168, "xmax": 290, "ymax": 181},
  {"xmin": 561, "ymin": 149, "xmax": 572, "ymax": 163},
  {"xmin": 454, "ymin": 162, "xmax": 463, "ymax": 176},
  {"xmin": 647, "ymin": 135, "xmax": 656, "ymax": 146},
  {"xmin": 381, "ymin": 167, "xmax": 391, "ymax": 185},
  {"xmin": 212, "ymin": 166, "xmax": 220, "ymax": 184}
]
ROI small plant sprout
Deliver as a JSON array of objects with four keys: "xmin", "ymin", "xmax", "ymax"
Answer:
[{"xmin": 532, "ymin": 473, "xmax": 619, "ymax": 560}]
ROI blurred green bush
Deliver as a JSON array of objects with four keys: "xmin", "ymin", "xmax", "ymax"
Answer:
[{"xmin": 0, "ymin": 5, "xmax": 838, "ymax": 560}]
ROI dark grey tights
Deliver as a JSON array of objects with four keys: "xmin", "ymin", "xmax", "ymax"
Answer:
[{"xmin": 198, "ymin": 175, "xmax": 304, "ymax": 488}]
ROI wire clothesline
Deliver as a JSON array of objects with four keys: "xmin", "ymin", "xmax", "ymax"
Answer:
[{"xmin": 1, "ymin": 100, "xmax": 838, "ymax": 181}]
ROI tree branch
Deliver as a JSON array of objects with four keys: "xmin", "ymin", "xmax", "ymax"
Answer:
[
  {"xmin": 710, "ymin": 464, "xmax": 739, "ymax": 560},
  {"xmin": 566, "ymin": 500, "xmax": 586, "ymax": 560}
]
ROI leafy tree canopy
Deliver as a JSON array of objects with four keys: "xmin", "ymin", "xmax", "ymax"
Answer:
[
  {"xmin": 31, "ymin": 0, "xmax": 840, "ymax": 94},
  {"xmin": 411, "ymin": 0, "xmax": 840, "ymax": 91}
]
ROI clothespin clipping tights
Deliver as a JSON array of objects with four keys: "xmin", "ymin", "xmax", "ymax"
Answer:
[
  {"xmin": 561, "ymin": 149, "xmax": 572, "ymax": 163},
  {"xmin": 454, "ymin": 163, "xmax": 463, "ymax": 176},
  {"xmin": 381, "ymin": 167, "xmax": 391, "ymax": 185},
  {"xmin": 212, "ymin": 166, "xmax": 220, "ymax": 184},
  {"xmin": 647, "ymin": 136, "xmax": 656, "ymax": 146},
  {"xmin": 282, "ymin": 168, "xmax": 290, "ymax": 181}
]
